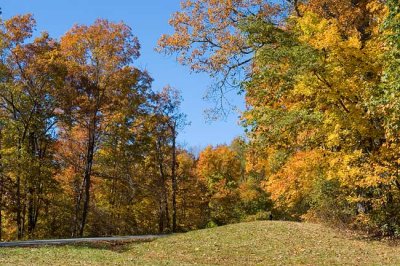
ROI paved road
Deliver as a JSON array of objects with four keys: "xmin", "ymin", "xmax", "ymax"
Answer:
[{"xmin": 0, "ymin": 234, "xmax": 165, "ymax": 247}]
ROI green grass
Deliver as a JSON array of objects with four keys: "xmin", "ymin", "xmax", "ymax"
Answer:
[{"xmin": 1, "ymin": 221, "xmax": 399, "ymax": 265}]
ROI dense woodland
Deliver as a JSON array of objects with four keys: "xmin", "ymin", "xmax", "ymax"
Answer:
[{"xmin": 0, "ymin": 0, "xmax": 399, "ymax": 241}]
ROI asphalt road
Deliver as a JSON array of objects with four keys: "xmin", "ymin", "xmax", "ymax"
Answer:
[{"xmin": 0, "ymin": 234, "xmax": 164, "ymax": 247}]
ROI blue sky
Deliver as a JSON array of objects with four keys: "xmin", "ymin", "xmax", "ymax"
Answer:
[{"xmin": 2, "ymin": 0, "xmax": 245, "ymax": 149}]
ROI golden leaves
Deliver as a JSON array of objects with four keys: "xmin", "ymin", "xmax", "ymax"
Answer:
[{"xmin": 266, "ymin": 150, "xmax": 326, "ymax": 209}]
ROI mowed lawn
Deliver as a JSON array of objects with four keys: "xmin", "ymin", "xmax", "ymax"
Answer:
[{"xmin": 1, "ymin": 221, "xmax": 399, "ymax": 265}]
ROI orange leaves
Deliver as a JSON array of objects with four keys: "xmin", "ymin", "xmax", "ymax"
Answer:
[
  {"xmin": 158, "ymin": 0, "xmax": 283, "ymax": 74},
  {"xmin": 57, "ymin": 19, "xmax": 148, "ymax": 125},
  {"xmin": 2, "ymin": 14, "xmax": 35, "ymax": 44},
  {"xmin": 60, "ymin": 19, "xmax": 140, "ymax": 72},
  {"xmin": 197, "ymin": 145, "xmax": 241, "ymax": 189}
]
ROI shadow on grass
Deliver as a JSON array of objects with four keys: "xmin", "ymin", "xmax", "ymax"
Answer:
[
  {"xmin": 16, "ymin": 238, "xmax": 157, "ymax": 253},
  {"xmin": 71, "ymin": 240, "xmax": 142, "ymax": 253},
  {"xmin": 320, "ymin": 222, "xmax": 400, "ymax": 247}
]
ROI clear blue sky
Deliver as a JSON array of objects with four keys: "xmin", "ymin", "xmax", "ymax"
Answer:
[{"xmin": 2, "ymin": 0, "xmax": 245, "ymax": 149}]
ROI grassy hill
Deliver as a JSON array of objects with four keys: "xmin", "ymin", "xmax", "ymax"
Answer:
[{"xmin": 1, "ymin": 221, "xmax": 399, "ymax": 265}]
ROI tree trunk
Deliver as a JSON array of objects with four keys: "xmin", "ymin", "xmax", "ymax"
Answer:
[
  {"xmin": 171, "ymin": 124, "xmax": 177, "ymax": 232},
  {"xmin": 0, "ymin": 182, "xmax": 2, "ymax": 242},
  {"xmin": 22, "ymin": 198, "xmax": 26, "ymax": 238},
  {"xmin": 27, "ymin": 132, "xmax": 37, "ymax": 237},
  {"xmin": 158, "ymin": 169, "xmax": 170, "ymax": 233},
  {"xmin": 157, "ymin": 138, "xmax": 170, "ymax": 233},
  {"xmin": 158, "ymin": 198, "xmax": 165, "ymax": 233},
  {"xmin": 72, "ymin": 183, "xmax": 83, "ymax": 237},
  {"xmin": 78, "ymin": 120, "xmax": 96, "ymax": 237},
  {"xmin": 0, "ymin": 128, "xmax": 2, "ymax": 241},
  {"xmin": 16, "ymin": 141, "xmax": 22, "ymax": 240},
  {"xmin": 27, "ymin": 188, "xmax": 35, "ymax": 236}
]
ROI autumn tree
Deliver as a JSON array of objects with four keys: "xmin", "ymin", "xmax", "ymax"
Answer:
[
  {"xmin": 89, "ymin": 73, "xmax": 154, "ymax": 236},
  {"xmin": 159, "ymin": 0, "xmax": 400, "ymax": 234},
  {"xmin": 0, "ymin": 13, "xmax": 201, "ymax": 240},
  {"xmin": 175, "ymin": 150, "xmax": 209, "ymax": 230},
  {"xmin": 157, "ymin": 0, "xmax": 294, "ymax": 116},
  {"xmin": 197, "ymin": 144, "xmax": 243, "ymax": 225},
  {"xmin": 0, "ymin": 14, "xmax": 60, "ymax": 239},
  {"xmin": 155, "ymin": 86, "xmax": 188, "ymax": 232},
  {"xmin": 57, "ymin": 19, "xmax": 150, "ymax": 237},
  {"xmin": 241, "ymin": 0, "xmax": 394, "ymax": 232},
  {"xmin": 147, "ymin": 110, "xmax": 172, "ymax": 233}
]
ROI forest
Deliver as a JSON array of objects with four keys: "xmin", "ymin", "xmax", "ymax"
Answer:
[{"xmin": 0, "ymin": 0, "xmax": 399, "ymax": 242}]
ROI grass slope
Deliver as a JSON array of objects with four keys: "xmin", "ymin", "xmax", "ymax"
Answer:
[{"xmin": 1, "ymin": 221, "xmax": 399, "ymax": 265}]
